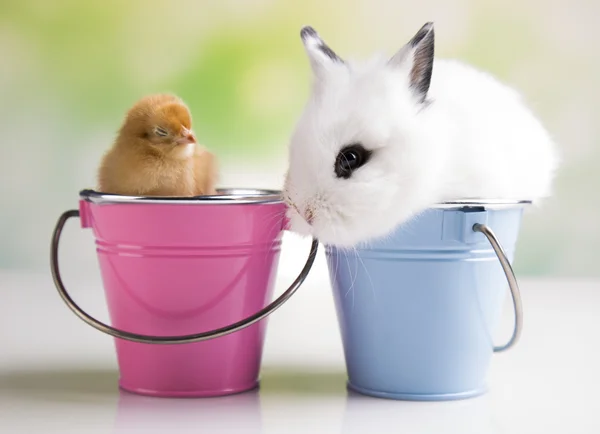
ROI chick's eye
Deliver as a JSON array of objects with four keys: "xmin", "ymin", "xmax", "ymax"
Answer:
[
  {"xmin": 154, "ymin": 127, "xmax": 168, "ymax": 137},
  {"xmin": 334, "ymin": 144, "xmax": 372, "ymax": 179}
]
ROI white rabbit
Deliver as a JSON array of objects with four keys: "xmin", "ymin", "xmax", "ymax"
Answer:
[{"xmin": 283, "ymin": 22, "xmax": 559, "ymax": 248}]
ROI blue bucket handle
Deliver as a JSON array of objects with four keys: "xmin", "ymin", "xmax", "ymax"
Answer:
[{"xmin": 473, "ymin": 223, "xmax": 523, "ymax": 353}]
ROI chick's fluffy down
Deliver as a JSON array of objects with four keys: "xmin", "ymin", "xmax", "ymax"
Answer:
[{"xmin": 97, "ymin": 93, "xmax": 218, "ymax": 197}]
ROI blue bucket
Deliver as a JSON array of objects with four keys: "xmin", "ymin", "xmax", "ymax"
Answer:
[{"xmin": 325, "ymin": 201, "xmax": 528, "ymax": 401}]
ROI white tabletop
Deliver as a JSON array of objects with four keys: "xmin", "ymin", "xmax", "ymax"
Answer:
[{"xmin": 1, "ymin": 234, "xmax": 599, "ymax": 433}]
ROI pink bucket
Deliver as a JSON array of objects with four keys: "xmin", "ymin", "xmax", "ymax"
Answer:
[{"xmin": 50, "ymin": 189, "xmax": 317, "ymax": 397}]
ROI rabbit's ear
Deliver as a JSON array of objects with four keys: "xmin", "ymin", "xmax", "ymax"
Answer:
[
  {"xmin": 388, "ymin": 22, "xmax": 435, "ymax": 103},
  {"xmin": 300, "ymin": 26, "xmax": 344, "ymax": 80}
]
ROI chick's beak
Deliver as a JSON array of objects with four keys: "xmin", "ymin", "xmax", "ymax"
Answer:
[{"xmin": 177, "ymin": 129, "xmax": 196, "ymax": 145}]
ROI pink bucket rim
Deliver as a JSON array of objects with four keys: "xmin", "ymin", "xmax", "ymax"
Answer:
[{"xmin": 79, "ymin": 189, "xmax": 283, "ymax": 205}]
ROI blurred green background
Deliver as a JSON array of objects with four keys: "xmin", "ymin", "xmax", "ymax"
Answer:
[{"xmin": 0, "ymin": 0, "xmax": 598, "ymax": 276}]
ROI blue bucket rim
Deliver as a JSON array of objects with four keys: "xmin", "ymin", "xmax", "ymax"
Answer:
[{"xmin": 432, "ymin": 199, "xmax": 532, "ymax": 210}]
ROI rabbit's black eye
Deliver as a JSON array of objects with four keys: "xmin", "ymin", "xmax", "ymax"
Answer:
[{"xmin": 335, "ymin": 144, "xmax": 372, "ymax": 179}]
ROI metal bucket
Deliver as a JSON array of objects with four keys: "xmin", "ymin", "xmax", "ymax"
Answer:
[
  {"xmin": 50, "ymin": 189, "xmax": 318, "ymax": 397},
  {"xmin": 326, "ymin": 201, "xmax": 527, "ymax": 400}
]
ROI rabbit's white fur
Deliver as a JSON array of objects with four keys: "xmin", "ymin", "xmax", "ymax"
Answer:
[{"xmin": 284, "ymin": 23, "xmax": 559, "ymax": 248}]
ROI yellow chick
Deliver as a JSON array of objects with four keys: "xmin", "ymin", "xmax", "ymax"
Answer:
[{"xmin": 97, "ymin": 94, "xmax": 218, "ymax": 196}]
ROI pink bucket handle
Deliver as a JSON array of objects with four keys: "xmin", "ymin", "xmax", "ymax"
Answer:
[{"xmin": 50, "ymin": 209, "xmax": 319, "ymax": 345}]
